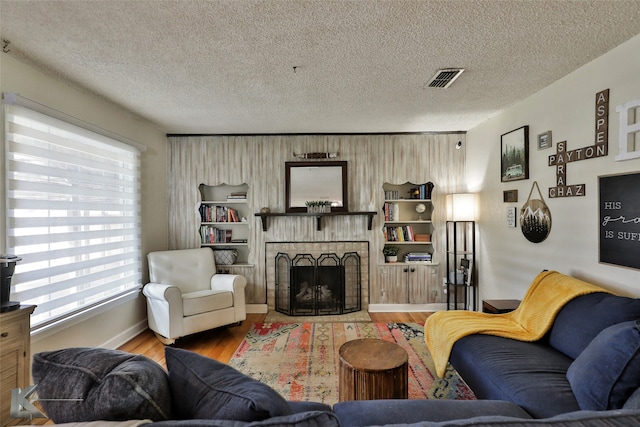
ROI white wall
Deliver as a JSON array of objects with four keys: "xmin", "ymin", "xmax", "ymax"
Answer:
[
  {"xmin": 467, "ymin": 34, "xmax": 640, "ymax": 301},
  {"xmin": 0, "ymin": 53, "xmax": 170, "ymax": 353}
]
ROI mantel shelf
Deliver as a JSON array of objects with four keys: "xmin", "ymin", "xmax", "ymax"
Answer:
[{"xmin": 255, "ymin": 211, "xmax": 377, "ymax": 231}]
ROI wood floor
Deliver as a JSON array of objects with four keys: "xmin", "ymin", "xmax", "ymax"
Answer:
[{"xmin": 118, "ymin": 312, "xmax": 431, "ymax": 368}]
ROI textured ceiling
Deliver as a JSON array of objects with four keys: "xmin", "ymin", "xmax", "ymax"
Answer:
[{"xmin": 1, "ymin": 0, "xmax": 640, "ymax": 134}]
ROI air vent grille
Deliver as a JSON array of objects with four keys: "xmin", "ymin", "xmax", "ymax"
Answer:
[{"xmin": 426, "ymin": 68, "xmax": 465, "ymax": 88}]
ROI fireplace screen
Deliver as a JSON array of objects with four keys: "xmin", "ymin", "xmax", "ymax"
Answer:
[{"xmin": 275, "ymin": 252, "xmax": 361, "ymax": 316}]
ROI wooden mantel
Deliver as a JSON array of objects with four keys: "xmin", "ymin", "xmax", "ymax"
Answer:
[{"xmin": 255, "ymin": 211, "xmax": 377, "ymax": 232}]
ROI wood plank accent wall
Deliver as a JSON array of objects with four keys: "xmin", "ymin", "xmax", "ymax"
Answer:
[{"xmin": 167, "ymin": 134, "xmax": 466, "ymax": 305}]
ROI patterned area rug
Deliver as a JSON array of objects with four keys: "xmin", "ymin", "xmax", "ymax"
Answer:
[{"xmin": 228, "ymin": 322, "xmax": 476, "ymax": 406}]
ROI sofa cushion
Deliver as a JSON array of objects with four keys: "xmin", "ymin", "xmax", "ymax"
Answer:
[
  {"xmin": 364, "ymin": 409, "xmax": 640, "ymax": 426},
  {"xmin": 333, "ymin": 399, "xmax": 531, "ymax": 427},
  {"xmin": 148, "ymin": 411, "xmax": 340, "ymax": 427},
  {"xmin": 547, "ymin": 292, "xmax": 640, "ymax": 359},
  {"xmin": 164, "ymin": 347, "xmax": 293, "ymax": 422},
  {"xmin": 450, "ymin": 335, "xmax": 579, "ymax": 418},
  {"xmin": 567, "ymin": 320, "xmax": 640, "ymax": 410},
  {"xmin": 32, "ymin": 347, "xmax": 172, "ymax": 423}
]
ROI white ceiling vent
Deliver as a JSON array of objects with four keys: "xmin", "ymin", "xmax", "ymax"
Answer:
[{"xmin": 426, "ymin": 68, "xmax": 465, "ymax": 88}]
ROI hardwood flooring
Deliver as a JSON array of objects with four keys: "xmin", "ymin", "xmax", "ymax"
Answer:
[{"xmin": 118, "ymin": 312, "xmax": 432, "ymax": 368}]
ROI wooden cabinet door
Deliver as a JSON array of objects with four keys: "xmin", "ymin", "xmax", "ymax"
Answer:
[
  {"xmin": 1, "ymin": 306, "xmax": 35, "ymax": 427},
  {"xmin": 377, "ymin": 265, "xmax": 408, "ymax": 304}
]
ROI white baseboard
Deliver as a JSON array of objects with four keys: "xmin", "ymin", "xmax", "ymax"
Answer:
[
  {"xmin": 102, "ymin": 319, "xmax": 149, "ymax": 349},
  {"xmin": 367, "ymin": 303, "xmax": 446, "ymax": 312},
  {"xmin": 105, "ymin": 305, "xmax": 268, "ymax": 348},
  {"xmin": 246, "ymin": 304, "xmax": 268, "ymax": 314}
]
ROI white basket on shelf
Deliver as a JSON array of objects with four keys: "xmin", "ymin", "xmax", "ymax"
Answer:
[{"xmin": 213, "ymin": 249, "xmax": 237, "ymax": 265}]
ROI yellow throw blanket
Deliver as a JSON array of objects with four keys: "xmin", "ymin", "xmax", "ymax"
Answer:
[{"xmin": 425, "ymin": 270, "xmax": 610, "ymax": 378}]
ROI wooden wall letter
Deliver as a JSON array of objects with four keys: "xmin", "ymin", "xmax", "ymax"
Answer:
[{"xmin": 548, "ymin": 89, "xmax": 609, "ymax": 198}]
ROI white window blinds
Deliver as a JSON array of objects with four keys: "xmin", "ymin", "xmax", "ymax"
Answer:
[{"xmin": 5, "ymin": 103, "xmax": 142, "ymax": 330}]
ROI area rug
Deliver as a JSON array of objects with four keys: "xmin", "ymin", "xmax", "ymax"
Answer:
[
  {"xmin": 263, "ymin": 310, "xmax": 371, "ymax": 323},
  {"xmin": 228, "ymin": 322, "xmax": 476, "ymax": 406}
]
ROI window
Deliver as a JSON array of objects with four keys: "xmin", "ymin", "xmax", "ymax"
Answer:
[{"xmin": 4, "ymin": 103, "xmax": 142, "ymax": 330}]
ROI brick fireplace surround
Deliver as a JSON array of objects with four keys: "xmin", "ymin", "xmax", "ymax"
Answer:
[{"xmin": 265, "ymin": 242, "xmax": 369, "ymax": 313}]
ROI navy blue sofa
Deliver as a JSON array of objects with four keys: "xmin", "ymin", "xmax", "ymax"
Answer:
[{"xmin": 449, "ymin": 291, "xmax": 640, "ymax": 419}]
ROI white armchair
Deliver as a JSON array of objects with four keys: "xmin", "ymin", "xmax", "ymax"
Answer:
[{"xmin": 143, "ymin": 248, "xmax": 246, "ymax": 344}]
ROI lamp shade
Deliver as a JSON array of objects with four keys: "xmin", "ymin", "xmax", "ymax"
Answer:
[{"xmin": 446, "ymin": 193, "xmax": 476, "ymax": 221}]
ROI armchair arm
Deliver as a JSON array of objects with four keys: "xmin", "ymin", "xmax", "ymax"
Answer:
[
  {"xmin": 143, "ymin": 282, "xmax": 182, "ymax": 305},
  {"xmin": 211, "ymin": 274, "xmax": 247, "ymax": 322},
  {"xmin": 142, "ymin": 282, "xmax": 184, "ymax": 339},
  {"xmin": 211, "ymin": 274, "xmax": 247, "ymax": 294}
]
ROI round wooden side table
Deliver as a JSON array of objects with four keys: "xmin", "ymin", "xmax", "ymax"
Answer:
[{"xmin": 338, "ymin": 338, "xmax": 409, "ymax": 401}]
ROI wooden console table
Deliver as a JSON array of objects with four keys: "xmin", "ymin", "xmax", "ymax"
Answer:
[
  {"xmin": 255, "ymin": 211, "xmax": 377, "ymax": 231},
  {"xmin": 338, "ymin": 338, "xmax": 408, "ymax": 401},
  {"xmin": 482, "ymin": 299, "xmax": 521, "ymax": 314}
]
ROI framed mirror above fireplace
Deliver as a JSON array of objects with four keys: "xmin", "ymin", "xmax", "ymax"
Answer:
[{"xmin": 285, "ymin": 161, "xmax": 348, "ymax": 213}]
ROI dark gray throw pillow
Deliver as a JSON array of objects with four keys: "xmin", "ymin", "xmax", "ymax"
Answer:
[
  {"xmin": 32, "ymin": 347, "xmax": 172, "ymax": 423},
  {"xmin": 164, "ymin": 347, "xmax": 293, "ymax": 422},
  {"xmin": 567, "ymin": 320, "xmax": 640, "ymax": 410}
]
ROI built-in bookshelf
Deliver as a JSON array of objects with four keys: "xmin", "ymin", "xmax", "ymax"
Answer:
[
  {"xmin": 198, "ymin": 183, "xmax": 251, "ymax": 265},
  {"xmin": 382, "ymin": 182, "xmax": 435, "ymax": 264}
]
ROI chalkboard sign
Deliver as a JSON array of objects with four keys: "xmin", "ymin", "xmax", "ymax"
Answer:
[{"xmin": 599, "ymin": 172, "xmax": 640, "ymax": 270}]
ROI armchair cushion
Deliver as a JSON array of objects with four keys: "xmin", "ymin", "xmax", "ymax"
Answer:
[
  {"xmin": 165, "ymin": 347, "xmax": 293, "ymax": 422},
  {"xmin": 182, "ymin": 290, "xmax": 233, "ymax": 316},
  {"xmin": 148, "ymin": 248, "xmax": 217, "ymax": 293}
]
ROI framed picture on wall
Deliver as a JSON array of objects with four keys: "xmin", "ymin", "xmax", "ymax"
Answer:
[
  {"xmin": 500, "ymin": 125, "xmax": 529, "ymax": 182},
  {"xmin": 537, "ymin": 131, "xmax": 552, "ymax": 150}
]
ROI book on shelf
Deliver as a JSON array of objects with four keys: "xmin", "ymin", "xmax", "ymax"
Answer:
[
  {"xmin": 227, "ymin": 191, "xmax": 247, "ymax": 200},
  {"xmin": 199, "ymin": 205, "xmax": 240, "ymax": 223},
  {"xmin": 384, "ymin": 225, "xmax": 415, "ymax": 242},
  {"xmin": 404, "ymin": 252, "xmax": 432, "ymax": 262},
  {"xmin": 409, "ymin": 183, "xmax": 433, "ymax": 200},
  {"xmin": 383, "ymin": 202, "xmax": 399, "ymax": 221},
  {"xmin": 200, "ymin": 226, "xmax": 233, "ymax": 244},
  {"xmin": 384, "ymin": 190, "xmax": 400, "ymax": 200}
]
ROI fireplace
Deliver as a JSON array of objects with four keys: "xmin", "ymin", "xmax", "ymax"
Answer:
[
  {"xmin": 266, "ymin": 241, "xmax": 369, "ymax": 314},
  {"xmin": 275, "ymin": 252, "xmax": 361, "ymax": 316}
]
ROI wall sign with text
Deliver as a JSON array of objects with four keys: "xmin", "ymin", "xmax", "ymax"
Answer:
[
  {"xmin": 599, "ymin": 172, "xmax": 640, "ymax": 270},
  {"xmin": 548, "ymin": 89, "xmax": 609, "ymax": 198}
]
